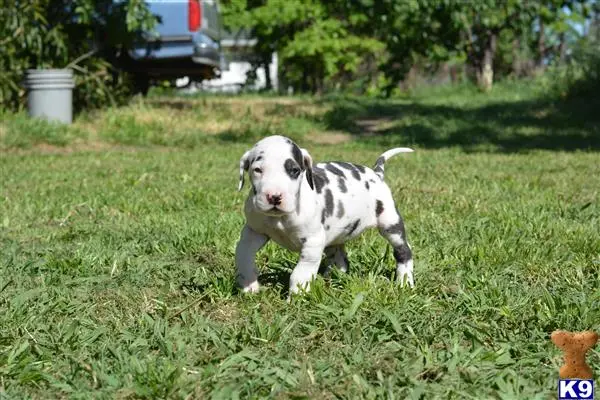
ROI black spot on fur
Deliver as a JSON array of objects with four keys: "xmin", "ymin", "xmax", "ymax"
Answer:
[
  {"xmin": 326, "ymin": 225, "xmax": 330, "ymax": 230},
  {"xmin": 338, "ymin": 177, "xmax": 347, "ymax": 193},
  {"xmin": 384, "ymin": 218, "xmax": 406, "ymax": 238},
  {"xmin": 290, "ymin": 143, "xmax": 304, "ymax": 167},
  {"xmin": 348, "ymin": 169, "xmax": 361, "ymax": 181},
  {"xmin": 336, "ymin": 200, "xmax": 344, "ymax": 218},
  {"xmin": 370, "ymin": 179, "xmax": 376, "ymax": 183},
  {"xmin": 346, "ymin": 219, "xmax": 360, "ymax": 236},
  {"xmin": 375, "ymin": 156, "xmax": 385, "ymax": 168},
  {"xmin": 243, "ymin": 159, "xmax": 250, "ymax": 171},
  {"xmin": 376, "ymin": 200, "xmax": 384, "ymax": 216},
  {"xmin": 301, "ymin": 237, "xmax": 307, "ymax": 244},
  {"xmin": 393, "ymin": 244, "xmax": 412, "ymax": 263},
  {"xmin": 252, "ymin": 183, "xmax": 257, "ymax": 195},
  {"xmin": 324, "ymin": 189, "xmax": 334, "ymax": 219},
  {"xmin": 354, "ymin": 164, "xmax": 366, "ymax": 173},
  {"xmin": 365, "ymin": 181, "xmax": 370, "ymax": 190},
  {"xmin": 312, "ymin": 167, "xmax": 329, "ymax": 194},
  {"xmin": 284, "ymin": 158, "xmax": 301, "ymax": 179},
  {"xmin": 305, "ymin": 167, "xmax": 314, "ymax": 190},
  {"xmin": 326, "ymin": 164, "xmax": 346, "ymax": 178},
  {"xmin": 337, "ymin": 162, "xmax": 361, "ymax": 180}
]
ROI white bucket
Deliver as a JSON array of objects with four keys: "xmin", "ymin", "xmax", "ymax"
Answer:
[{"xmin": 25, "ymin": 69, "xmax": 75, "ymax": 124}]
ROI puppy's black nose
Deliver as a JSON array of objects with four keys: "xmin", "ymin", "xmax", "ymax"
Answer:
[{"xmin": 267, "ymin": 193, "xmax": 282, "ymax": 206}]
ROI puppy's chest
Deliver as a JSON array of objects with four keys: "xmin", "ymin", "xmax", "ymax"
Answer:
[{"xmin": 249, "ymin": 216, "xmax": 304, "ymax": 251}]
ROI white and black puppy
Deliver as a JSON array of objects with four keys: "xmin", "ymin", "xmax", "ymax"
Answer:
[{"xmin": 235, "ymin": 135, "xmax": 414, "ymax": 296}]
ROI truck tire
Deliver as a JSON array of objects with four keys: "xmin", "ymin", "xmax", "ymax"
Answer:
[{"xmin": 133, "ymin": 75, "xmax": 150, "ymax": 96}]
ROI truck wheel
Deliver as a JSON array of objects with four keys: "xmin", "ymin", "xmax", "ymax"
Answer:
[{"xmin": 133, "ymin": 75, "xmax": 150, "ymax": 96}]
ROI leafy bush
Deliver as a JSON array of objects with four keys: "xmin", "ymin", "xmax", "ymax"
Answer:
[
  {"xmin": 0, "ymin": 0, "xmax": 156, "ymax": 113},
  {"xmin": 566, "ymin": 39, "xmax": 600, "ymax": 96},
  {"xmin": 538, "ymin": 36, "xmax": 600, "ymax": 99},
  {"xmin": 533, "ymin": 10, "xmax": 600, "ymax": 100}
]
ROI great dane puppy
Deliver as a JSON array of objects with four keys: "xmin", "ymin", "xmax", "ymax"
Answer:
[{"xmin": 235, "ymin": 135, "xmax": 414, "ymax": 296}]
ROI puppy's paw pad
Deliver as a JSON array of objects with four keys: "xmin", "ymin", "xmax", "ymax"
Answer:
[
  {"xmin": 397, "ymin": 273, "xmax": 415, "ymax": 288},
  {"xmin": 396, "ymin": 261, "xmax": 414, "ymax": 288},
  {"xmin": 241, "ymin": 281, "xmax": 260, "ymax": 293}
]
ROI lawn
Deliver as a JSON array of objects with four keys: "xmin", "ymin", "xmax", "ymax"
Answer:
[{"xmin": 1, "ymin": 82, "xmax": 599, "ymax": 399}]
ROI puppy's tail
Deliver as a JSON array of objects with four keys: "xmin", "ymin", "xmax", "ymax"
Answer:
[{"xmin": 373, "ymin": 147, "xmax": 414, "ymax": 180}]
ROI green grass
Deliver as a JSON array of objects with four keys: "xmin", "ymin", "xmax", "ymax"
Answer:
[
  {"xmin": 1, "ymin": 81, "xmax": 599, "ymax": 398},
  {"xmin": 0, "ymin": 112, "xmax": 87, "ymax": 150}
]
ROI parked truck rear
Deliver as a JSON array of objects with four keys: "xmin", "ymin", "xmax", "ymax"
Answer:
[{"xmin": 117, "ymin": 0, "xmax": 222, "ymax": 93}]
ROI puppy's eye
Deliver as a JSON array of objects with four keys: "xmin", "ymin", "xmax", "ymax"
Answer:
[
  {"xmin": 291, "ymin": 168, "xmax": 300, "ymax": 177},
  {"xmin": 253, "ymin": 167, "xmax": 262, "ymax": 174}
]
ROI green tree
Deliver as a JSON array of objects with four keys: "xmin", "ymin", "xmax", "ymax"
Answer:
[
  {"xmin": 0, "ymin": 0, "xmax": 156, "ymax": 112},
  {"xmin": 374, "ymin": 0, "xmax": 592, "ymax": 92},
  {"xmin": 447, "ymin": 0, "xmax": 539, "ymax": 91},
  {"xmin": 346, "ymin": 0, "xmax": 465, "ymax": 95},
  {"xmin": 221, "ymin": 0, "xmax": 385, "ymax": 94},
  {"xmin": 221, "ymin": 0, "xmax": 596, "ymax": 95}
]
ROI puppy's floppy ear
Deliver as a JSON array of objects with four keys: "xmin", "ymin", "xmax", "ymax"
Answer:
[
  {"xmin": 300, "ymin": 148, "xmax": 314, "ymax": 190},
  {"xmin": 238, "ymin": 150, "xmax": 251, "ymax": 191}
]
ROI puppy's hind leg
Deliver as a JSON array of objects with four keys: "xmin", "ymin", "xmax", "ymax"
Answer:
[
  {"xmin": 323, "ymin": 244, "xmax": 349, "ymax": 276},
  {"xmin": 376, "ymin": 200, "xmax": 414, "ymax": 288},
  {"xmin": 235, "ymin": 225, "xmax": 269, "ymax": 293}
]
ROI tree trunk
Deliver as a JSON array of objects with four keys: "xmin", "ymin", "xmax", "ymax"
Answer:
[
  {"xmin": 301, "ymin": 69, "xmax": 309, "ymax": 93},
  {"xmin": 512, "ymin": 37, "xmax": 521, "ymax": 77},
  {"xmin": 449, "ymin": 64, "xmax": 459, "ymax": 83},
  {"xmin": 263, "ymin": 57, "xmax": 272, "ymax": 91},
  {"xmin": 313, "ymin": 67, "xmax": 324, "ymax": 95},
  {"xmin": 558, "ymin": 32, "xmax": 567, "ymax": 65},
  {"xmin": 595, "ymin": 8, "xmax": 600, "ymax": 41},
  {"xmin": 477, "ymin": 32, "xmax": 497, "ymax": 92},
  {"xmin": 536, "ymin": 18, "xmax": 546, "ymax": 71}
]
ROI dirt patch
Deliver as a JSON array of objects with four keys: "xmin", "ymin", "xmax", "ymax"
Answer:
[
  {"xmin": 1, "ymin": 141, "xmax": 175, "ymax": 155},
  {"xmin": 200, "ymin": 120, "xmax": 238, "ymax": 135},
  {"xmin": 207, "ymin": 97, "xmax": 305, "ymax": 106},
  {"xmin": 305, "ymin": 131, "xmax": 353, "ymax": 145},
  {"xmin": 355, "ymin": 117, "xmax": 395, "ymax": 134},
  {"xmin": 204, "ymin": 301, "xmax": 240, "ymax": 323}
]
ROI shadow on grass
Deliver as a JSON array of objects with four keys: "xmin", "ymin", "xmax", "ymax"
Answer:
[
  {"xmin": 316, "ymin": 95, "xmax": 600, "ymax": 152},
  {"xmin": 181, "ymin": 262, "xmax": 295, "ymax": 299},
  {"xmin": 259, "ymin": 259, "xmax": 350, "ymax": 299},
  {"xmin": 260, "ymin": 267, "xmax": 291, "ymax": 298}
]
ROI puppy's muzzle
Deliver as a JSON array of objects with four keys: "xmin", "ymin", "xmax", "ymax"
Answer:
[{"xmin": 266, "ymin": 193, "xmax": 282, "ymax": 206}]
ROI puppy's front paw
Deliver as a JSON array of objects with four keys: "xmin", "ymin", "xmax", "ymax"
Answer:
[
  {"xmin": 398, "ymin": 272, "xmax": 414, "ymax": 288},
  {"xmin": 397, "ymin": 260, "xmax": 415, "ymax": 288},
  {"xmin": 287, "ymin": 284, "xmax": 309, "ymax": 303},
  {"xmin": 241, "ymin": 280, "xmax": 260, "ymax": 293}
]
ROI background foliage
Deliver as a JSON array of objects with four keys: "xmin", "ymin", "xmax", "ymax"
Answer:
[
  {"xmin": 0, "ymin": 0, "xmax": 156, "ymax": 112},
  {"xmin": 1, "ymin": 0, "xmax": 599, "ymax": 111},
  {"xmin": 222, "ymin": 0, "xmax": 600, "ymax": 95}
]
